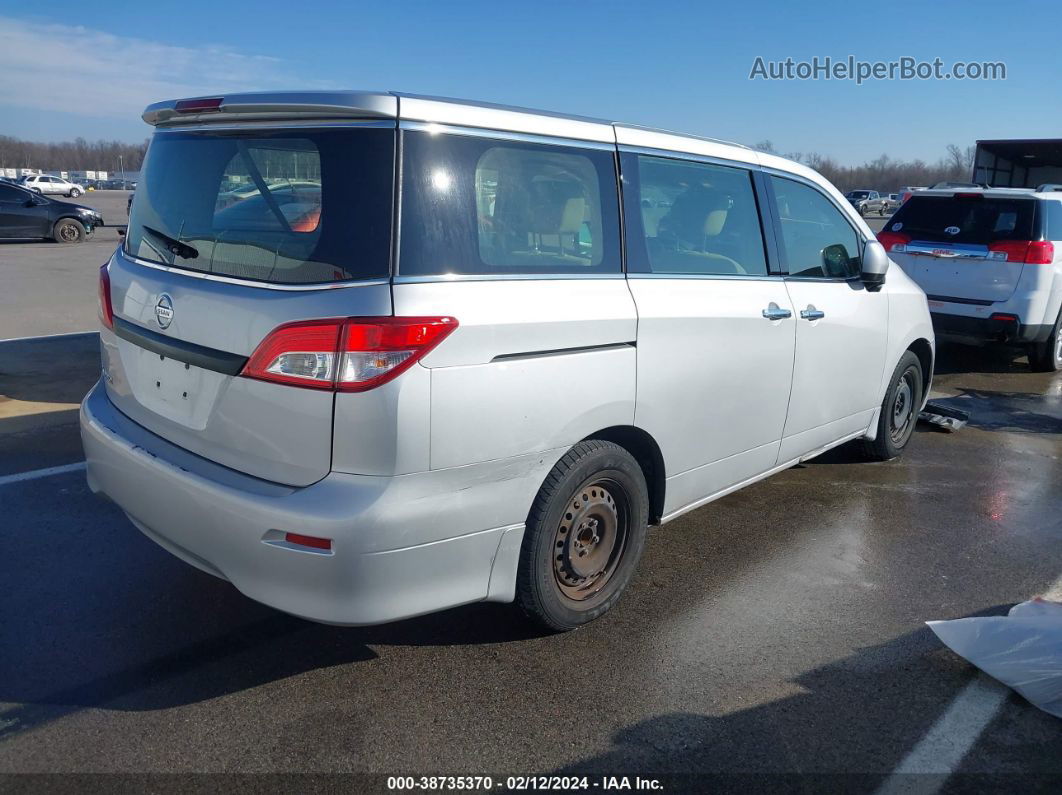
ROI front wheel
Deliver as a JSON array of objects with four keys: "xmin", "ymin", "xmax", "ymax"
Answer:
[
  {"xmin": 864, "ymin": 351, "xmax": 923, "ymax": 461},
  {"xmin": 1029, "ymin": 309, "xmax": 1062, "ymax": 372},
  {"xmin": 69, "ymin": 188, "xmax": 82, "ymax": 198},
  {"xmin": 516, "ymin": 440, "xmax": 649, "ymax": 631},
  {"xmin": 53, "ymin": 218, "xmax": 86, "ymax": 244}
]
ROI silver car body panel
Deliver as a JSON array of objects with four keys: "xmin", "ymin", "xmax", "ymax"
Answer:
[
  {"xmin": 103, "ymin": 247, "xmax": 392, "ymax": 486},
  {"xmin": 81, "ymin": 90, "xmax": 936, "ymax": 624}
]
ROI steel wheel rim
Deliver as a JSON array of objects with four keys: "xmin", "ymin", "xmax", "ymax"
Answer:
[
  {"xmin": 890, "ymin": 372, "xmax": 915, "ymax": 443},
  {"xmin": 552, "ymin": 477, "xmax": 629, "ymax": 602},
  {"xmin": 58, "ymin": 224, "xmax": 79, "ymax": 243}
]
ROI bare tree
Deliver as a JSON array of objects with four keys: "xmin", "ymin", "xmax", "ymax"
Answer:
[
  {"xmin": 750, "ymin": 143, "xmax": 981, "ymax": 193},
  {"xmin": 0, "ymin": 135, "xmax": 149, "ymax": 173}
]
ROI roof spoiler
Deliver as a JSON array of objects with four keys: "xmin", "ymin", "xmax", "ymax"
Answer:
[{"xmin": 143, "ymin": 91, "xmax": 398, "ymax": 126}]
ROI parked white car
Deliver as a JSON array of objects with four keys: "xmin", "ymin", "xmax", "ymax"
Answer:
[
  {"xmin": 18, "ymin": 174, "xmax": 85, "ymax": 197},
  {"xmin": 880, "ymin": 186, "xmax": 1062, "ymax": 371},
  {"xmin": 81, "ymin": 91, "xmax": 935, "ymax": 631}
]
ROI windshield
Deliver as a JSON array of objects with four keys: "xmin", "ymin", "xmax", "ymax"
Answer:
[
  {"xmin": 125, "ymin": 126, "xmax": 394, "ymax": 284},
  {"xmin": 889, "ymin": 195, "xmax": 1037, "ymax": 244},
  {"xmin": 846, "ymin": 191, "xmax": 870, "ymax": 199}
]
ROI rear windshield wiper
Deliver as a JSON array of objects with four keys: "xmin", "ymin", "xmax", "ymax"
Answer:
[{"xmin": 142, "ymin": 225, "xmax": 198, "ymax": 260}]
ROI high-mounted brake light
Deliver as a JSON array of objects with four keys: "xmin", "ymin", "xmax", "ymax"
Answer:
[
  {"xmin": 988, "ymin": 240, "xmax": 1055, "ymax": 264},
  {"xmin": 98, "ymin": 264, "xmax": 114, "ymax": 330},
  {"xmin": 174, "ymin": 97, "xmax": 223, "ymax": 114},
  {"xmin": 876, "ymin": 230, "xmax": 911, "ymax": 252},
  {"xmin": 241, "ymin": 317, "xmax": 458, "ymax": 392}
]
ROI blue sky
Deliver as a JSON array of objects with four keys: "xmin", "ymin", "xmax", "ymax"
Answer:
[{"xmin": 1, "ymin": 0, "xmax": 1058, "ymax": 164}]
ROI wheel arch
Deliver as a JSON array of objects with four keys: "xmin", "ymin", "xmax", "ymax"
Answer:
[
  {"xmin": 582, "ymin": 425, "xmax": 666, "ymax": 524},
  {"xmin": 906, "ymin": 337, "xmax": 934, "ymax": 403}
]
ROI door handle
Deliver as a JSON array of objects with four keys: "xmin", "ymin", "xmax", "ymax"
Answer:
[
  {"xmin": 800, "ymin": 306, "xmax": 826, "ymax": 321},
  {"xmin": 761, "ymin": 303, "xmax": 792, "ymax": 321}
]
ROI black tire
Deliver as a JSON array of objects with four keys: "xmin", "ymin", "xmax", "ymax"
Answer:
[
  {"xmin": 516, "ymin": 440, "xmax": 649, "ymax": 631},
  {"xmin": 52, "ymin": 218, "xmax": 86, "ymax": 244},
  {"xmin": 1028, "ymin": 308, "xmax": 1062, "ymax": 372},
  {"xmin": 864, "ymin": 351, "xmax": 923, "ymax": 461},
  {"xmin": 31, "ymin": 187, "xmax": 42, "ymax": 194}
]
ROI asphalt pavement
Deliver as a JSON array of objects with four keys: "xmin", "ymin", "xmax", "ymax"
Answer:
[
  {"xmin": 0, "ymin": 204, "xmax": 1059, "ymax": 790},
  {"xmin": 0, "ymin": 191, "xmax": 128, "ymax": 339}
]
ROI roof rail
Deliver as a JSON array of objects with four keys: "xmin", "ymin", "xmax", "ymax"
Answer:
[{"xmin": 613, "ymin": 123, "xmax": 751, "ymax": 151}]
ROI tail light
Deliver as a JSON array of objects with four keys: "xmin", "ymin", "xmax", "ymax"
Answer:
[
  {"xmin": 877, "ymin": 230, "xmax": 911, "ymax": 252},
  {"xmin": 98, "ymin": 264, "xmax": 114, "ymax": 329},
  {"xmin": 901, "ymin": 191, "xmax": 912, "ymax": 204},
  {"xmin": 242, "ymin": 316, "xmax": 458, "ymax": 392},
  {"xmin": 988, "ymin": 240, "xmax": 1055, "ymax": 264}
]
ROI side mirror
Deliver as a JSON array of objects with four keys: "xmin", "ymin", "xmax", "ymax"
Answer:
[
  {"xmin": 821, "ymin": 244, "xmax": 850, "ymax": 277},
  {"xmin": 861, "ymin": 239, "xmax": 890, "ymax": 291}
]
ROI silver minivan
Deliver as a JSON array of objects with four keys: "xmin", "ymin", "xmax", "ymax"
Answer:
[{"xmin": 81, "ymin": 92, "xmax": 934, "ymax": 630}]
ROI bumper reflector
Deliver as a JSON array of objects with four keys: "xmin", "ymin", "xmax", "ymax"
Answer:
[{"xmin": 284, "ymin": 532, "xmax": 333, "ymax": 551}]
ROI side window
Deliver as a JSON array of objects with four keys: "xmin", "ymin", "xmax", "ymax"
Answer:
[
  {"xmin": 770, "ymin": 176, "xmax": 862, "ymax": 279},
  {"xmin": 399, "ymin": 131, "xmax": 620, "ymax": 276},
  {"xmin": 624, "ymin": 154, "xmax": 768, "ymax": 276}
]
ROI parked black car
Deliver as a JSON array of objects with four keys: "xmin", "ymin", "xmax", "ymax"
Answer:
[{"xmin": 0, "ymin": 181, "xmax": 104, "ymax": 243}]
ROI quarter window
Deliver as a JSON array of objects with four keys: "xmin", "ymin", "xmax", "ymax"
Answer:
[
  {"xmin": 399, "ymin": 131, "xmax": 621, "ymax": 276},
  {"xmin": 771, "ymin": 176, "xmax": 862, "ymax": 279},
  {"xmin": 623, "ymin": 154, "xmax": 768, "ymax": 277}
]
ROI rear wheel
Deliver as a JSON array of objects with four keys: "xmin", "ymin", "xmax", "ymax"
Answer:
[
  {"xmin": 53, "ymin": 218, "xmax": 86, "ymax": 244},
  {"xmin": 864, "ymin": 351, "xmax": 923, "ymax": 461},
  {"xmin": 1029, "ymin": 309, "xmax": 1062, "ymax": 372},
  {"xmin": 516, "ymin": 440, "xmax": 649, "ymax": 631}
]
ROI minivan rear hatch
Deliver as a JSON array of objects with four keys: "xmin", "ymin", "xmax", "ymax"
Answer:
[
  {"xmin": 103, "ymin": 123, "xmax": 395, "ymax": 487},
  {"xmin": 880, "ymin": 193, "xmax": 1041, "ymax": 303}
]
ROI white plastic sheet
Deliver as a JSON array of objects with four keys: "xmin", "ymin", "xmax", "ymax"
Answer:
[{"xmin": 928, "ymin": 598, "xmax": 1062, "ymax": 718}]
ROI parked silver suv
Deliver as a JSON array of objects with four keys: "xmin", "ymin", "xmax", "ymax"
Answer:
[
  {"xmin": 81, "ymin": 91, "xmax": 934, "ymax": 630},
  {"xmin": 18, "ymin": 174, "xmax": 84, "ymax": 197}
]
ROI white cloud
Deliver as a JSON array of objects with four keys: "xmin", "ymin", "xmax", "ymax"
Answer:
[{"xmin": 0, "ymin": 16, "xmax": 321, "ymax": 122}]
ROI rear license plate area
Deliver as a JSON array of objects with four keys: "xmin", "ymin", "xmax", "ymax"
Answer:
[{"xmin": 135, "ymin": 349, "xmax": 205, "ymax": 424}]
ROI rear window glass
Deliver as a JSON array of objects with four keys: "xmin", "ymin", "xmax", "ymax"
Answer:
[
  {"xmin": 399, "ymin": 131, "xmax": 621, "ymax": 276},
  {"xmin": 125, "ymin": 127, "xmax": 394, "ymax": 284},
  {"xmin": 889, "ymin": 195, "xmax": 1036, "ymax": 244}
]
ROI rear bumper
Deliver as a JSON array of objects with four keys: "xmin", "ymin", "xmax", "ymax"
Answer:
[
  {"xmin": 79, "ymin": 381, "xmax": 535, "ymax": 625},
  {"xmin": 930, "ymin": 311, "xmax": 1052, "ymax": 344}
]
